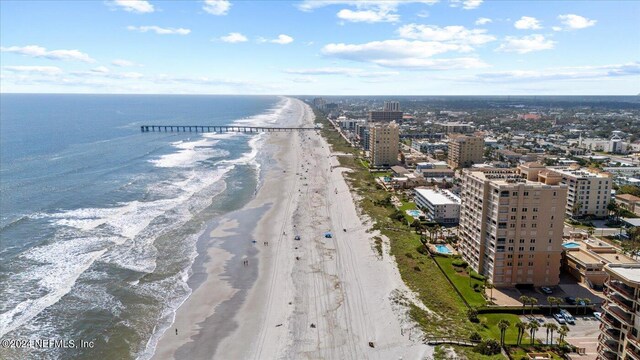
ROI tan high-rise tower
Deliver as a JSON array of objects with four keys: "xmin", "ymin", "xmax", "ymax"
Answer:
[
  {"xmin": 447, "ymin": 134, "xmax": 484, "ymax": 169},
  {"xmin": 369, "ymin": 121, "xmax": 399, "ymax": 167},
  {"xmin": 458, "ymin": 167, "xmax": 567, "ymax": 287}
]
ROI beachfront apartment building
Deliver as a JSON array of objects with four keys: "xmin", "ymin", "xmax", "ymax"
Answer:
[
  {"xmin": 369, "ymin": 121, "xmax": 399, "ymax": 167},
  {"xmin": 447, "ymin": 134, "xmax": 484, "ymax": 169},
  {"xmin": 413, "ymin": 188, "xmax": 461, "ymax": 224},
  {"xmin": 598, "ymin": 264, "xmax": 640, "ymax": 360},
  {"xmin": 519, "ymin": 164, "xmax": 612, "ymax": 219},
  {"xmin": 458, "ymin": 167, "xmax": 567, "ymax": 287},
  {"xmin": 552, "ymin": 167, "xmax": 612, "ymax": 219}
]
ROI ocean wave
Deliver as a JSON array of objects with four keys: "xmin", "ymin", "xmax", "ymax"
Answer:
[
  {"xmin": 0, "ymin": 237, "xmax": 108, "ymax": 337},
  {"xmin": 149, "ymin": 137, "xmax": 229, "ymax": 168},
  {"xmin": 232, "ymin": 97, "xmax": 290, "ymax": 127}
]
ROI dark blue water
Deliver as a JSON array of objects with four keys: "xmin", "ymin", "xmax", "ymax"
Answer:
[{"xmin": 0, "ymin": 94, "xmax": 290, "ymax": 359}]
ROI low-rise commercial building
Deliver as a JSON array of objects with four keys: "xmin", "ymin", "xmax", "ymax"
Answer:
[
  {"xmin": 562, "ymin": 238, "xmax": 637, "ymax": 289},
  {"xmin": 413, "ymin": 188, "xmax": 461, "ymax": 224},
  {"xmin": 615, "ymin": 193, "xmax": 640, "ymax": 216}
]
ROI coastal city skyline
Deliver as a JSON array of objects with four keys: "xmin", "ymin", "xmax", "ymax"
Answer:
[{"xmin": 1, "ymin": 0, "xmax": 639, "ymax": 95}]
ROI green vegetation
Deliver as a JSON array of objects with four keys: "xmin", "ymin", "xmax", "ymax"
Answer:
[
  {"xmin": 617, "ymin": 184, "xmax": 640, "ymax": 197},
  {"xmin": 399, "ymin": 201, "xmax": 417, "ymax": 211},
  {"xmin": 477, "ymin": 314, "xmax": 527, "ymax": 345},
  {"xmin": 434, "ymin": 256, "xmax": 486, "ymax": 307}
]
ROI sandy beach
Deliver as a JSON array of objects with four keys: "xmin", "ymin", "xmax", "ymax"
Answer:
[{"xmin": 152, "ymin": 98, "xmax": 432, "ymax": 360}]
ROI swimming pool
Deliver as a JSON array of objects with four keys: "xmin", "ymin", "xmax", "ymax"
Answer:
[
  {"xmin": 562, "ymin": 242, "xmax": 581, "ymax": 249},
  {"xmin": 406, "ymin": 209, "xmax": 423, "ymax": 217},
  {"xmin": 435, "ymin": 244, "xmax": 452, "ymax": 254}
]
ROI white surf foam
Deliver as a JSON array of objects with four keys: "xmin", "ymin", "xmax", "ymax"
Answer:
[
  {"xmin": 149, "ymin": 137, "xmax": 229, "ymax": 168},
  {"xmin": 0, "ymin": 237, "xmax": 108, "ymax": 337}
]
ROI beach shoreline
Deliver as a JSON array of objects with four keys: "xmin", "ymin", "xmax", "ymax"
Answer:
[{"xmin": 151, "ymin": 98, "xmax": 432, "ymax": 359}]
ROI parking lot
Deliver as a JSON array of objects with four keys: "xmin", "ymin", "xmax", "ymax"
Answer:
[
  {"xmin": 492, "ymin": 274, "xmax": 605, "ymax": 307},
  {"xmin": 520, "ymin": 313, "xmax": 601, "ymax": 359}
]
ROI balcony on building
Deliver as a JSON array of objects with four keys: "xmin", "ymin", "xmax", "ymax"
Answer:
[
  {"xmin": 606, "ymin": 279, "xmax": 636, "ymax": 300},
  {"xmin": 603, "ymin": 304, "xmax": 633, "ymax": 325}
]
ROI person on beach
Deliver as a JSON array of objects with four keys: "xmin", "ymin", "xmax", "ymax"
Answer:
[{"xmin": 175, "ymin": 328, "xmax": 178, "ymax": 335}]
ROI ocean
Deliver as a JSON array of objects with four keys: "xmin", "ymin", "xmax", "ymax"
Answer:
[{"xmin": 0, "ymin": 94, "xmax": 289, "ymax": 359}]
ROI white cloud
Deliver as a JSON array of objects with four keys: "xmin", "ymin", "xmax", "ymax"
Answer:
[
  {"xmin": 417, "ymin": 10, "xmax": 429, "ymax": 18},
  {"xmin": 475, "ymin": 17, "xmax": 492, "ymax": 25},
  {"xmin": 321, "ymin": 39, "xmax": 489, "ymax": 69},
  {"xmin": 449, "ymin": 0, "xmax": 483, "ymax": 10},
  {"xmin": 284, "ymin": 67, "xmax": 400, "ymax": 77},
  {"xmin": 514, "ymin": 16, "xmax": 542, "ymax": 30},
  {"xmin": 552, "ymin": 26, "xmax": 562, "ymax": 32},
  {"xmin": 220, "ymin": 32, "xmax": 248, "ymax": 43},
  {"xmin": 0, "ymin": 45, "xmax": 95, "ymax": 62},
  {"xmin": 111, "ymin": 59, "xmax": 138, "ymax": 67},
  {"xmin": 337, "ymin": 8, "xmax": 399, "ymax": 23},
  {"xmin": 397, "ymin": 24, "xmax": 495, "ymax": 45},
  {"xmin": 473, "ymin": 62, "xmax": 640, "ymax": 82},
  {"xmin": 91, "ymin": 66, "xmax": 110, "ymax": 73},
  {"xmin": 373, "ymin": 57, "xmax": 488, "ymax": 69},
  {"xmin": 297, "ymin": 1, "xmax": 439, "ymax": 23},
  {"xmin": 557, "ymin": 14, "xmax": 596, "ymax": 30},
  {"xmin": 496, "ymin": 34, "xmax": 555, "ymax": 54},
  {"xmin": 111, "ymin": 0, "xmax": 154, "ymax": 13},
  {"xmin": 127, "ymin": 25, "xmax": 191, "ymax": 35},
  {"xmin": 203, "ymin": 0, "xmax": 231, "ymax": 15},
  {"xmin": 270, "ymin": 34, "xmax": 294, "ymax": 44},
  {"xmin": 297, "ymin": 1, "xmax": 439, "ymax": 12},
  {"xmin": 3, "ymin": 65, "xmax": 63, "ymax": 75}
]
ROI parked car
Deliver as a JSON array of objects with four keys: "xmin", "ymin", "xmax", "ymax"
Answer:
[
  {"xmin": 294, "ymin": 235, "xmax": 301, "ymax": 240},
  {"xmin": 560, "ymin": 309, "xmax": 575, "ymax": 325},
  {"xmin": 541, "ymin": 287, "xmax": 553, "ymax": 294},
  {"xmin": 553, "ymin": 313, "xmax": 566, "ymax": 324},
  {"xmin": 593, "ymin": 312, "xmax": 602, "ymax": 321},
  {"xmin": 564, "ymin": 296, "xmax": 576, "ymax": 305}
]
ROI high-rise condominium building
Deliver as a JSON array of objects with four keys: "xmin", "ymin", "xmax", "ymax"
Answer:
[
  {"xmin": 369, "ymin": 121, "xmax": 399, "ymax": 167},
  {"xmin": 384, "ymin": 101, "xmax": 400, "ymax": 112},
  {"xmin": 458, "ymin": 167, "xmax": 567, "ymax": 287},
  {"xmin": 554, "ymin": 167, "xmax": 612, "ymax": 219},
  {"xmin": 447, "ymin": 134, "xmax": 484, "ymax": 169},
  {"xmin": 598, "ymin": 264, "xmax": 640, "ymax": 360}
]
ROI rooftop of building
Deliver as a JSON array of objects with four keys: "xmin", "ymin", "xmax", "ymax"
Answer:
[
  {"xmin": 605, "ymin": 263, "xmax": 640, "ymax": 285},
  {"xmin": 615, "ymin": 193, "xmax": 640, "ymax": 202},
  {"xmin": 465, "ymin": 168, "xmax": 565, "ymax": 187},
  {"xmin": 564, "ymin": 239, "xmax": 637, "ymax": 266},
  {"xmin": 550, "ymin": 167, "xmax": 611, "ymax": 178},
  {"xmin": 414, "ymin": 188, "xmax": 461, "ymax": 205}
]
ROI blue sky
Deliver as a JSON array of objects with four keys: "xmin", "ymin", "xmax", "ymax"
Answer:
[{"xmin": 1, "ymin": 0, "xmax": 638, "ymax": 95}]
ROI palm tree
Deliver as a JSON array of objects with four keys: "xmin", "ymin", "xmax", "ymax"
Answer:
[
  {"xmin": 545, "ymin": 323, "xmax": 559, "ymax": 345},
  {"xmin": 575, "ymin": 297, "xmax": 583, "ymax": 314},
  {"xmin": 529, "ymin": 297, "xmax": 538, "ymax": 315},
  {"xmin": 582, "ymin": 298, "xmax": 592, "ymax": 315},
  {"xmin": 515, "ymin": 321, "xmax": 527, "ymax": 346},
  {"xmin": 485, "ymin": 281, "xmax": 494, "ymax": 304},
  {"xmin": 587, "ymin": 227, "xmax": 595, "ymax": 239},
  {"xmin": 543, "ymin": 323, "xmax": 554, "ymax": 345},
  {"xmin": 519, "ymin": 296, "xmax": 530, "ymax": 315},
  {"xmin": 497, "ymin": 319, "xmax": 511, "ymax": 347},
  {"xmin": 547, "ymin": 296, "xmax": 557, "ymax": 315},
  {"xmin": 527, "ymin": 320, "xmax": 539, "ymax": 345},
  {"xmin": 558, "ymin": 325, "xmax": 569, "ymax": 344}
]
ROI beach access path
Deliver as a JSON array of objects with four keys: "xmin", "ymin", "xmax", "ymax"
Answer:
[{"xmin": 152, "ymin": 98, "xmax": 432, "ymax": 360}]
